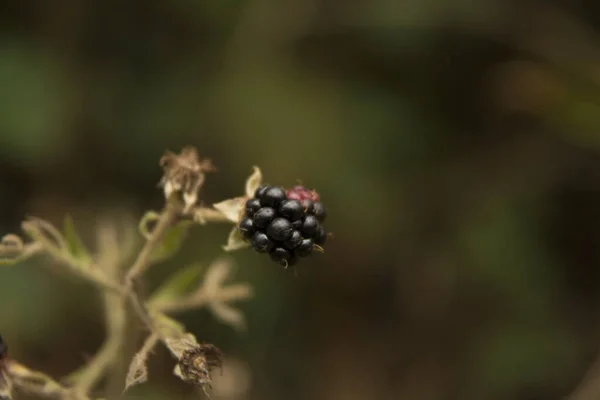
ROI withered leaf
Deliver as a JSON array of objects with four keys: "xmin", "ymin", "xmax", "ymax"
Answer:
[
  {"xmin": 124, "ymin": 334, "xmax": 159, "ymax": 392},
  {"xmin": 164, "ymin": 333, "xmax": 199, "ymax": 359},
  {"xmin": 210, "ymin": 302, "xmax": 246, "ymax": 332}
]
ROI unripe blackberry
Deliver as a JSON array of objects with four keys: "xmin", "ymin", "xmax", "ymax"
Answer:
[
  {"xmin": 245, "ymin": 198, "xmax": 261, "ymax": 217},
  {"xmin": 238, "ymin": 217, "xmax": 255, "ymax": 240},
  {"xmin": 253, "ymin": 207, "xmax": 276, "ymax": 229},
  {"xmin": 302, "ymin": 215, "xmax": 320, "ymax": 237},
  {"xmin": 278, "ymin": 199, "xmax": 304, "ymax": 222},
  {"xmin": 296, "ymin": 238, "xmax": 314, "ymax": 257},
  {"xmin": 252, "ymin": 231, "xmax": 274, "ymax": 253},
  {"xmin": 261, "ymin": 186, "xmax": 287, "ymax": 207},
  {"xmin": 266, "ymin": 218, "xmax": 293, "ymax": 242},
  {"xmin": 270, "ymin": 247, "xmax": 293, "ymax": 266},
  {"xmin": 284, "ymin": 230, "xmax": 303, "ymax": 250}
]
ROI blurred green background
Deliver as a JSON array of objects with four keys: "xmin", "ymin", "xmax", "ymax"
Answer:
[{"xmin": 3, "ymin": 0, "xmax": 600, "ymax": 399}]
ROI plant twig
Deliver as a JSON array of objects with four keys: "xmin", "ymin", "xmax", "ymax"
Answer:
[
  {"xmin": 126, "ymin": 202, "xmax": 179, "ymax": 285},
  {"xmin": 21, "ymin": 221, "xmax": 125, "ymax": 295},
  {"xmin": 71, "ymin": 221, "xmax": 128, "ymax": 396}
]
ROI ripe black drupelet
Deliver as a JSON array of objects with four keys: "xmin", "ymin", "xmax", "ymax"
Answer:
[{"xmin": 239, "ymin": 184, "xmax": 328, "ymax": 267}]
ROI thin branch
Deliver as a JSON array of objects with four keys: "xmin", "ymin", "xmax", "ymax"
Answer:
[
  {"xmin": 21, "ymin": 221, "xmax": 125, "ymax": 295},
  {"xmin": 71, "ymin": 221, "xmax": 128, "ymax": 396},
  {"xmin": 125, "ymin": 202, "xmax": 179, "ymax": 285}
]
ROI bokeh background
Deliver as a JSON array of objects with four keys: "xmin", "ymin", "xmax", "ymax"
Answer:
[{"xmin": 3, "ymin": 0, "xmax": 600, "ymax": 399}]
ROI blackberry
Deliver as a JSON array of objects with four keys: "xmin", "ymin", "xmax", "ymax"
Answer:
[
  {"xmin": 266, "ymin": 218, "xmax": 293, "ymax": 242},
  {"xmin": 261, "ymin": 186, "xmax": 287, "ymax": 207},
  {"xmin": 238, "ymin": 217, "xmax": 255, "ymax": 240},
  {"xmin": 296, "ymin": 238, "xmax": 314, "ymax": 257},
  {"xmin": 237, "ymin": 182, "xmax": 330, "ymax": 268},
  {"xmin": 253, "ymin": 207, "xmax": 276, "ymax": 229},
  {"xmin": 255, "ymin": 185, "xmax": 270, "ymax": 200},
  {"xmin": 270, "ymin": 247, "xmax": 293, "ymax": 266},
  {"xmin": 302, "ymin": 215, "xmax": 320, "ymax": 237},
  {"xmin": 252, "ymin": 232, "xmax": 274, "ymax": 253},
  {"xmin": 284, "ymin": 230, "xmax": 303, "ymax": 250},
  {"xmin": 303, "ymin": 200, "xmax": 315, "ymax": 214},
  {"xmin": 291, "ymin": 220, "xmax": 303, "ymax": 230},
  {"xmin": 314, "ymin": 226, "xmax": 327, "ymax": 246},
  {"xmin": 311, "ymin": 202, "xmax": 327, "ymax": 222},
  {"xmin": 245, "ymin": 198, "xmax": 261, "ymax": 217},
  {"xmin": 278, "ymin": 199, "xmax": 304, "ymax": 222}
]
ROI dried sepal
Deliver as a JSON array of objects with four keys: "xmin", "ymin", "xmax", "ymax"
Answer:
[
  {"xmin": 222, "ymin": 227, "xmax": 250, "ymax": 252},
  {"xmin": 213, "ymin": 197, "xmax": 246, "ymax": 224},
  {"xmin": 175, "ymin": 343, "xmax": 223, "ymax": 390},
  {"xmin": 124, "ymin": 334, "xmax": 159, "ymax": 392},
  {"xmin": 245, "ymin": 166, "xmax": 263, "ymax": 198},
  {"xmin": 159, "ymin": 146, "xmax": 216, "ymax": 212}
]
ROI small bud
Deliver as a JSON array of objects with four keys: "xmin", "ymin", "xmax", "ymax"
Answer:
[{"xmin": 176, "ymin": 343, "xmax": 223, "ymax": 388}]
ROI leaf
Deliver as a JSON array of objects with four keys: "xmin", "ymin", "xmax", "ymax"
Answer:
[
  {"xmin": 202, "ymin": 258, "xmax": 233, "ymax": 296},
  {"xmin": 164, "ymin": 333, "xmax": 199, "ymax": 358},
  {"xmin": 245, "ymin": 166, "xmax": 263, "ymax": 198},
  {"xmin": 210, "ymin": 302, "xmax": 246, "ymax": 332},
  {"xmin": 213, "ymin": 197, "xmax": 246, "ymax": 224},
  {"xmin": 154, "ymin": 313, "xmax": 186, "ymax": 337},
  {"xmin": 63, "ymin": 215, "xmax": 92, "ymax": 263},
  {"xmin": 148, "ymin": 263, "xmax": 205, "ymax": 307},
  {"xmin": 222, "ymin": 227, "xmax": 250, "ymax": 252},
  {"xmin": 124, "ymin": 334, "xmax": 159, "ymax": 392},
  {"xmin": 150, "ymin": 220, "xmax": 192, "ymax": 263}
]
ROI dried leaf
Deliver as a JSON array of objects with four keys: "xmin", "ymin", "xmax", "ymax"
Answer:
[
  {"xmin": 213, "ymin": 197, "xmax": 246, "ymax": 224},
  {"xmin": 245, "ymin": 166, "xmax": 263, "ymax": 198},
  {"xmin": 150, "ymin": 220, "xmax": 192, "ymax": 263},
  {"xmin": 154, "ymin": 313, "xmax": 186, "ymax": 338},
  {"xmin": 6, "ymin": 362, "xmax": 64, "ymax": 396},
  {"xmin": 0, "ymin": 370, "xmax": 12, "ymax": 399},
  {"xmin": 164, "ymin": 333, "xmax": 199, "ymax": 359},
  {"xmin": 124, "ymin": 334, "xmax": 159, "ymax": 392},
  {"xmin": 222, "ymin": 227, "xmax": 250, "ymax": 252},
  {"xmin": 202, "ymin": 258, "xmax": 233, "ymax": 296},
  {"xmin": 210, "ymin": 302, "xmax": 246, "ymax": 332},
  {"xmin": 63, "ymin": 215, "xmax": 92, "ymax": 263},
  {"xmin": 148, "ymin": 263, "xmax": 205, "ymax": 307}
]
